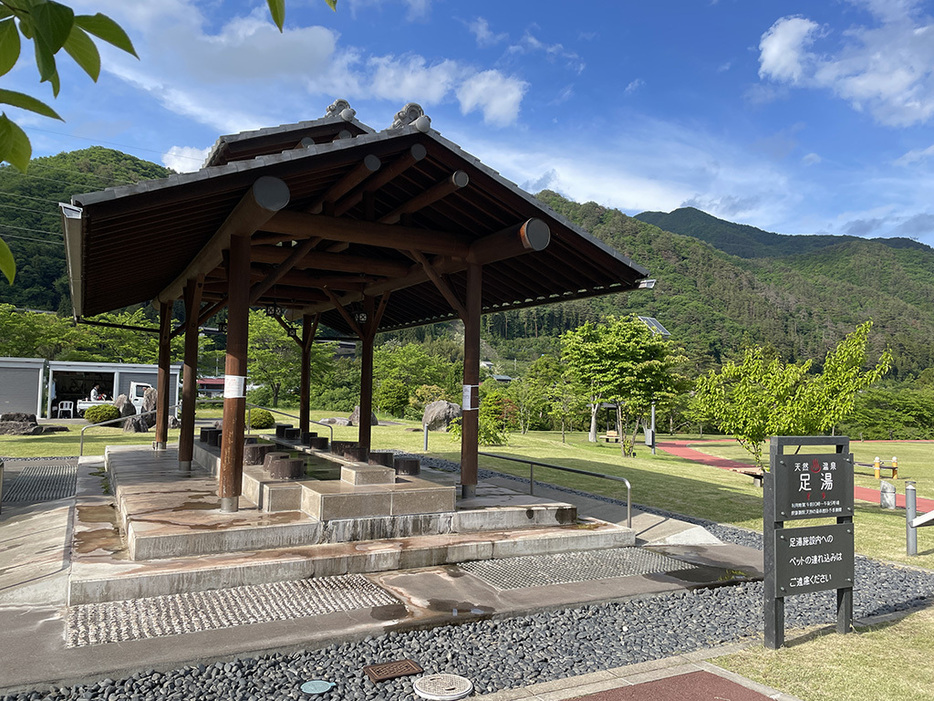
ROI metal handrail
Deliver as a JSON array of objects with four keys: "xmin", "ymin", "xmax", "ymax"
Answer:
[
  {"xmin": 244, "ymin": 403, "xmax": 334, "ymax": 442},
  {"xmin": 79, "ymin": 399, "xmax": 333, "ymax": 456},
  {"xmin": 479, "ymin": 451, "xmax": 632, "ymax": 528}
]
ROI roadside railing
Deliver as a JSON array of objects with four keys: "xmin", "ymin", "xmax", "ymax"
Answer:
[
  {"xmin": 79, "ymin": 399, "xmax": 333, "ymax": 456},
  {"xmin": 479, "ymin": 451, "xmax": 631, "ymax": 528}
]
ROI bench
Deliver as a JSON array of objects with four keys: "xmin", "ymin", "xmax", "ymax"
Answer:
[
  {"xmin": 732, "ymin": 467, "xmax": 764, "ymax": 488},
  {"xmin": 599, "ymin": 430, "xmax": 620, "ymax": 443}
]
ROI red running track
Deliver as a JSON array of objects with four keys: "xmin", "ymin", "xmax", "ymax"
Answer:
[{"xmin": 657, "ymin": 440, "xmax": 934, "ymax": 512}]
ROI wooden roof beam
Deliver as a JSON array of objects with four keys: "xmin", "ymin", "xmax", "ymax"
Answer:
[
  {"xmin": 251, "ymin": 245, "xmax": 413, "ymax": 277},
  {"xmin": 261, "ymin": 211, "xmax": 470, "ymax": 257},
  {"xmin": 156, "ymin": 176, "xmax": 290, "ymax": 304},
  {"xmin": 307, "ymin": 154, "xmax": 381, "ymax": 214},
  {"xmin": 410, "ymin": 249, "xmax": 467, "ymax": 321},
  {"xmin": 333, "ymin": 144, "xmax": 426, "ymax": 217},
  {"xmin": 378, "ymin": 170, "xmax": 469, "ymax": 225},
  {"xmin": 249, "ymin": 236, "xmax": 322, "ymax": 305}
]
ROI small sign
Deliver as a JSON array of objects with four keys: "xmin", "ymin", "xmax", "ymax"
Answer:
[
  {"xmin": 462, "ymin": 384, "xmax": 479, "ymax": 411},
  {"xmin": 773, "ymin": 523, "xmax": 854, "ymax": 596},
  {"xmin": 223, "ymin": 375, "xmax": 246, "ymax": 399},
  {"xmin": 773, "ymin": 453, "xmax": 853, "ymax": 520}
]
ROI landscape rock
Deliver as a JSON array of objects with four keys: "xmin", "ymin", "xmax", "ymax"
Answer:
[
  {"xmin": 422, "ymin": 400, "xmax": 462, "ymax": 431},
  {"xmin": 348, "ymin": 405, "xmax": 378, "ymax": 427},
  {"xmin": 113, "ymin": 395, "xmax": 136, "ymax": 417}
]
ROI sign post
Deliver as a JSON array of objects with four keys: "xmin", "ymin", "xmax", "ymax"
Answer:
[{"xmin": 764, "ymin": 436, "xmax": 855, "ymax": 649}]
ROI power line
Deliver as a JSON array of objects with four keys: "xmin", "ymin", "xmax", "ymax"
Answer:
[
  {"xmin": 0, "ymin": 201, "xmax": 58, "ymax": 216},
  {"xmin": 0, "ymin": 222, "xmax": 63, "ymax": 237},
  {"xmin": 0, "ymin": 233, "xmax": 62, "ymax": 245},
  {"xmin": 0, "ymin": 190, "xmax": 66, "ymax": 205},
  {"xmin": 28, "ymin": 125, "xmax": 206, "ymax": 166}
]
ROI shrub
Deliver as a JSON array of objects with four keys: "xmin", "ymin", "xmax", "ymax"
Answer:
[
  {"xmin": 84, "ymin": 404, "xmax": 121, "ymax": 425},
  {"xmin": 249, "ymin": 408, "xmax": 276, "ymax": 429}
]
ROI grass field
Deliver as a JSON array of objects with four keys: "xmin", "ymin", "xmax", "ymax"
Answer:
[{"xmin": 2, "ymin": 414, "xmax": 932, "ymax": 701}]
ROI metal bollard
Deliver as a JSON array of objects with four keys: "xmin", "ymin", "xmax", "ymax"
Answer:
[
  {"xmin": 874, "ymin": 456, "xmax": 881, "ymax": 479},
  {"xmin": 892, "ymin": 456, "xmax": 898, "ymax": 479},
  {"xmin": 907, "ymin": 481, "xmax": 917, "ymax": 556},
  {"xmin": 880, "ymin": 481, "xmax": 896, "ymax": 509}
]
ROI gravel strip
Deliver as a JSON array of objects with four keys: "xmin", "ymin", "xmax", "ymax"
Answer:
[{"xmin": 3, "ymin": 454, "xmax": 933, "ymax": 700}]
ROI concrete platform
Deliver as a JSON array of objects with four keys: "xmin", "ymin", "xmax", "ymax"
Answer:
[{"xmin": 0, "ymin": 448, "xmax": 774, "ymax": 697}]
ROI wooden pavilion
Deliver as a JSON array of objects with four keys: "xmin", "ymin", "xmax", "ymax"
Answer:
[{"xmin": 61, "ymin": 100, "xmax": 649, "ymax": 512}]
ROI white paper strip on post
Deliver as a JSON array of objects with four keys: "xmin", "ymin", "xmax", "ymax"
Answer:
[
  {"xmin": 224, "ymin": 375, "xmax": 246, "ymax": 399},
  {"xmin": 462, "ymin": 384, "xmax": 479, "ymax": 411}
]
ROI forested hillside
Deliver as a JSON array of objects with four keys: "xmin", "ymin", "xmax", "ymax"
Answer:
[
  {"xmin": 1, "ymin": 148, "xmax": 931, "ymax": 382},
  {"xmin": 0, "ymin": 148, "xmax": 173, "ymax": 313}
]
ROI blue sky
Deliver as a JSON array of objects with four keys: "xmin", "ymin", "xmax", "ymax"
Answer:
[{"xmin": 10, "ymin": 0, "xmax": 934, "ymax": 246}]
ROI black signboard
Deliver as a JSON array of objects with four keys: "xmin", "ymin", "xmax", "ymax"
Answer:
[
  {"xmin": 773, "ymin": 523, "xmax": 854, "ymax": 596},
  {"xmin": 773, "ymin": 453, "xmax": 854, "ymax": 521},
  {"xmin": 764, "ymin": 436, "xmax": 855, "ymax": 649}
]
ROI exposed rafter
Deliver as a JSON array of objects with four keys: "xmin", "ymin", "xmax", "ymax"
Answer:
[{"xmin": 378, "ymin": 171, "xmax": 469, "ymax": 225}]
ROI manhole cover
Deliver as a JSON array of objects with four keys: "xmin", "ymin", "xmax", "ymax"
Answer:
[
  {"xmin": 300, "ymin": 680, "xmax": 334, "ymax": 695},
  {"xmin": 363, "ymin": 659, "xmax": 423, "ymax": 682},
  {"xmin": 413, "ymin": 674, "xmax": 473, "ymax": 700}
]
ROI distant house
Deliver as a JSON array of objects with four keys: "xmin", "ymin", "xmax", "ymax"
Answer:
[
  {"xmin": 492, "ymin": 374, "xmax": 513, "ymax": 384},
  {"xmin": 197, "ymin": 377, "xmax": 225, "ymax": 397}
]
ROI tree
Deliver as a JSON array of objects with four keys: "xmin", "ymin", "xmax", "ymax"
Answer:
[
  {"xmin": 694, "ymin": 321, "xmax": 892, "ymax": 467},
  {"xmin": 561, "ymin": 316, "xmax": 684, "ymax": 456},
  {"xmin": 0, "ymin": 0, "xmax": 335, "ymax": 285}
]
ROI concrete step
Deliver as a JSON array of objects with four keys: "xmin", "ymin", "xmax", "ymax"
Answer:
[{"xmin": 68, "ymin": 517, "xmax": 634, "ymax": 604}]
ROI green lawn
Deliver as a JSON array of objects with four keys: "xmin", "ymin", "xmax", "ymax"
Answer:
[{"xmin": 3, "ymin": 416, "xmax": 932, "ymax": 701}]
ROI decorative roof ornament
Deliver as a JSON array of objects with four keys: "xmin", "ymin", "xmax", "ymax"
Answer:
[
  {"xmin": 325, "ymin": 99, "xmax": 356, "ymax": 122},
  {"xmin": 390, "ymin": 102, "xmax": 431, "ymax": 132}
]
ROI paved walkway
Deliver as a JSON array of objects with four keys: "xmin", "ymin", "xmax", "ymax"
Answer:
[
  {"xmin": 0, "ymin": 450, "xmax": 787, "ymax": 700},
  {"xmin": 657, "ymin": 440, "xmax": 934, "ymax": 512}
]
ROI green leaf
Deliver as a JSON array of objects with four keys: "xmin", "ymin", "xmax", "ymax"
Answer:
[
  {"xmin": 0, "ymin": 18, "xmax": 21, "ymax": 76},
  {"xmin": 31, "ymin": 1, "xmax": 74, "ymax": 54},
  {"xmin": 267, "ymin": 0, "xmax": 285, "ymax": 30},
  {"xmin": 324, "ymin": 0, "xmax": 337, "ymax": 10},
  {"xmin": 0, "ymin": 7, "xmax": 13, "ymax": 20},
  {"xmin": 63, "ymin": 24, "xmax": 99, "ymax": 80},
  {"xmin": 32, "ymin": 32, "xmax": 59, "ymax": 89},
  {"xmin": 0, "ymin": 112, "xmax": 32, "ymax": 171},
  {"xmin": 74, "ymin": 13, "xmax": 138, "ymax": 58},
  {"xmin": 0, "ymin": 88, "xmax": 63, "ymax": 119},
  {"xmin": 0, "ymin": 234, "xmax": 15, "ymax": 285}
]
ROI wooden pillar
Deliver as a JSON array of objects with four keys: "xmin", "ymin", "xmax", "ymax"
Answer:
[
  {"xmin": 459, "ymin": 263, "xmax": 482, "ymax": 498},
  {"xmin": 219, "ymin": 234, "xmax": 250, "ymax": 512},
  {"xmin": 154, "ymin": 301, "xmax": 172, "ymax": 449},
  {"xmin": 179, "ymin": 276, "xmax": 203, "ymax": 469},
  {"xmin": 358, "ymin": 295, "xmax": 377, "ymax": 453},
  {"xmin": 299, "ymin": 313, "xmax": 318, "ymax": 435}
]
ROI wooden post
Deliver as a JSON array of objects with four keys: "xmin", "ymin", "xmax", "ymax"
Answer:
[
  {"xmin": 219, "ymin": 234, "xmax": 250, "ymax": 512},
  {"xmin": 459, "ymin": 263, "xmax": 482, "ymax": 498},
  {"xmin": 358, "ymin": 295, "xmax": 376, "ymax": 454},
  {"xmin": 179, "ymin": 276, "xmax": 203, "ymax": 469},
  {"xmin": 154, "ymin": 301, "xmax": 172, "ymax": 449},
  {"xmin": 299, "ymin": 313, "xmax": 318, "ymax": 436}
]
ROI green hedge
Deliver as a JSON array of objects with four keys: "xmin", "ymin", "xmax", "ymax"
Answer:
[{"xmin": 84, "ymin": 404, "xmax": 121, "ymax": 424}]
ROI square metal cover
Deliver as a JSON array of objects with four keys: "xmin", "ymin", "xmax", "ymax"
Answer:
[{"xmin": 363, "ymin": 659, "xmax": 424, "ymax": 682}]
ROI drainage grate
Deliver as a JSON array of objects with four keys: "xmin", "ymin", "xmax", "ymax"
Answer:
[
  {"xmin": 1, "ymin": 459, "xmax": 77, "ymax": 503},
  {"xmin": 363, "ymin": 659, "xmax": 424, "ymax": 683},
  {"xmin": 66, "ymin": 574, "xmax": 398, "ymax": 647},
  {"xmin": 459, "ymin": 548, "xmax": 698, "ymax": 590}
]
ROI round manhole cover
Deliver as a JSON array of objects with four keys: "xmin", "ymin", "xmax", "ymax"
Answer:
[
  {"xmin": 413, "ymin": 674, "xmax": 474, "ymax": 700},
  {"xmin": 300, "ymin": 680, "xmax": 334, "ymax": 695}
]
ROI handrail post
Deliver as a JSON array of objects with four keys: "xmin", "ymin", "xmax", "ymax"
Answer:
[
  {"xmin": 907, "ymin": 481, "xmax": 918, "ymax": 556},
  {"xmin": 529, "ymin": 462, "xmax": 534, "ymax": 496}
]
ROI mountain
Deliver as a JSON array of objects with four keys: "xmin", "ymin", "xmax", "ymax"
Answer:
[
  {"xmin": 634, "ymin": 206, "xmax": 931, "ymax": 258},
  {"xmin": 529, "ymin": 192, "xmax": 934, "ymax": 378},
  {"xmin": 0, "ymin": 148, "xmax": 173, "ymax": 313}
]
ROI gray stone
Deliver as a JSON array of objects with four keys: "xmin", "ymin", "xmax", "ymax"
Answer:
[
  {"xmin": 422, "ymin": 401, "xmax": 461, "ymax": 431},
  {"xmin": 348, "ymin": 406, "xmax": 378, "ymax": 427},
  {"xmin": 140, "ymin": 387, "xmax": 158, "ymax": 430},
  {"xmin": 113, "ymin": 394, "xmax": 136, "ymax": 417}
]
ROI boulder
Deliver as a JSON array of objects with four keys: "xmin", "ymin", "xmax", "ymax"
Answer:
[
  {"xmin": 140, "ymin": 387, "xmax": 158, "ymax": 429},
  {"xmin": 0, "ymin": 413, "xmax": 43, "ymax": 435},
  {"xmin": 113, "ymin": 394, "xmax": 136, "ymax": 417},
  {"xmin": 422, "ymin": 400, "xmax": 462, "ymax": 431},
  {"xmin": 348, "ymin": 405, "xmax": 378, "ymax": 427}
]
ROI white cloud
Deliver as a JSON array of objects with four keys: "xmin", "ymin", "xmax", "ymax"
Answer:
[
  {"xmin": 625, "ymin": 79, "xmax": 644, "ymax": 95},
  {"xmin": 162, "ymin": 145, "xmax": 211, "ymax": 172},
  {"xmin": 758, "ymin": 7, "xmax": 934, "ymax": 127},
  {"xmin": 758, "ymin": 16, "xmax": 820, "ymax": 85},
  {"xmin": 369, "ymin": 56, "xmax": 463, "ymax": 105},
  {"xmin": 895, "ymin": 144, "xmax": 934, "ymax": 165},
  {"xmin": 802, "ymin": 152, "xmax": 822, "ymax": 165},
  {"xmin": 457, "ymin": 71, "xmax": 528, "ymax": 126},
  {"xmin": 468, "ymin": 17, "xmax": 507, "ymax": 47},
  {"xmin": 508, "ymin": 31, "xmax": 585, "ymax": 73},
  {"xmin": 59, "ymin": 1, "xmax": 528, "ymax": 137}
]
